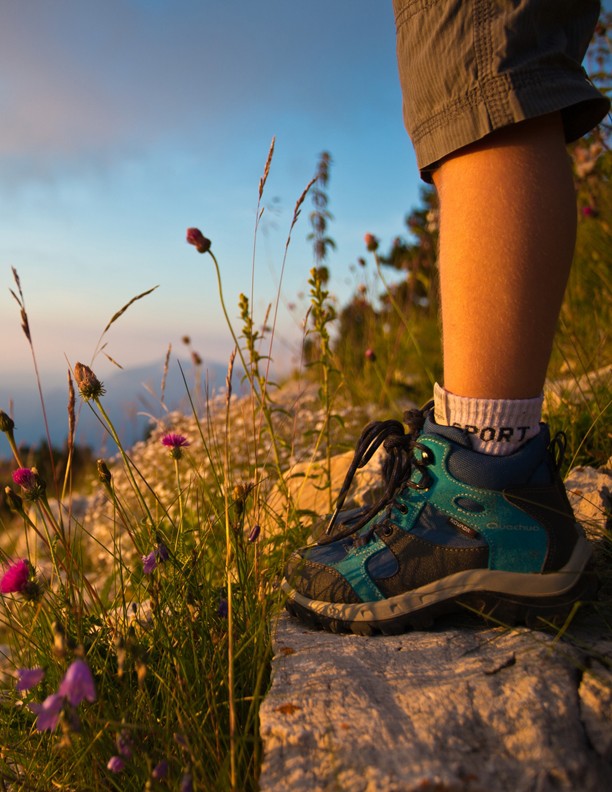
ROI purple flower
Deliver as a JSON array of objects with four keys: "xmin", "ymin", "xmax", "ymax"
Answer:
[
  {"xmin": 16, "ymin": 667, "xmax": 45, "ymax": 692},
  {"xmin": 1, "ymin": 559, "xmax": 30, "ymax": 594},
  {"xmin": 247, "ymin": 524, "xmax": 261, "ymax": 543},
  {"xmin": 107, "ymin": 756, "xmax": 126, "ymax": 773},
  {"xmin": 142, "ymin": 542, "xmax": 169, "ymax": 575},
  {"xmin": 58, "ymin": 659, "xmax": 96, "ymax": 707},
  {"xmin": 180, "ymin": 772, "xmax": 194, "ymax": 792},
  {"xmin": 31, "ymin": 692, "xmax": 64, "ymax": 731},
  {"xmin": 152, "ymin": 759, "xmax": 169, "ymax": 780},
  {"xmin": 186, "ymin": 227, "xmax": 211, "ymax": 254},
  {"xmin": 161, "ymin": 433, "xmax": 190, "ymax": 460},
  {"xmin": 217, "ymin": 598, "xmax": 228, "ymax": 618},
  {"xmin": 116, "ymin": 729, "xmax": 133, "ymax": 757}
]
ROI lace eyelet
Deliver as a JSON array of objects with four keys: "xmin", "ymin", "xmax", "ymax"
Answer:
[
  {"xmin": 396, "ymin": 503, "xmax": 408, "ymax": 514},
  {"xmin": 381, "ymin": 523, "xmax": 394, "ymax": 537}
]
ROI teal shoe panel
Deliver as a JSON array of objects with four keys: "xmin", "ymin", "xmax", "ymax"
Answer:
[
  {"xmin": 333, "ymin": 536, "xmax": 388, "ymax": 602},
  {"xmin": 406, "ymin": 437, "xmax": 549, "ymax": 573}
]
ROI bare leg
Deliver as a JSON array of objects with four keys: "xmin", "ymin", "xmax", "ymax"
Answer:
[{"xmin": 433, "ymin": 112, "xmax": 576, "ymax": 400}]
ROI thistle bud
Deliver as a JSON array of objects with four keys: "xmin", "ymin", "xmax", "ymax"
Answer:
[
  {"xmin": 364, "ymin": 233, "xmax": 379, "ymax": 252},
  {"xmin": 74, "ymin": 362, "xmax": 105, "ymax": 401},
  {"xmin": 97, "ymin": 459, "xmax": 112, "ymax": 486},
  {"xmin": 4, "ymin": 486, "xmax": 25, "ymax": 515},
  {"xmin": 0, "ymin": 410, "xmax": 15, "ymax": 433},
  {"xmin": 186, "ymin": 227, "xmax": 211, "ymax": 254}
]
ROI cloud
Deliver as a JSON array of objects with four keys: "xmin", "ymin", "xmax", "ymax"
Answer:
[{"xmin": 0, "ymin": 0, "xmax": 397, "ymax": 178}]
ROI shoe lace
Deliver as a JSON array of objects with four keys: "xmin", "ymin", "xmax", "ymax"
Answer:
[{"xmin": 320, "ymin": 402, "xmax": 433, "ymax": 545}]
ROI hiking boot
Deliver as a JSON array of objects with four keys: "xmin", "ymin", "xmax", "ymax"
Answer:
[{"xmin": 282, "ymin": 406, "xmax": 595, "ymax": 635}]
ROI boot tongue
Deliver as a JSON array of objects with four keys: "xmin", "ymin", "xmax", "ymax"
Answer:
[{"xmin": 422, "ymin": 412, "xmax": 473, "ymax": 448}]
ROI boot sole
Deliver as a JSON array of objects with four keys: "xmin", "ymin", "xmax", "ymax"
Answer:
[{"xmin": 282, "ymin": 537, "xmax": 596, "ymax": 635}]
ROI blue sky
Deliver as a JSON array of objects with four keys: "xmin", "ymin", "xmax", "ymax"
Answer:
[{"xmin": 0, "ymin": 0, "xmax": 420, "ymax": 402}]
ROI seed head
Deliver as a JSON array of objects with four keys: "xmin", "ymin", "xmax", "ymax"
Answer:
[
  {"xmin": 74, "ymin": 362, "xmax": 105, "ymax": 401},
  {"xmin": 186, "ymin": 227, "xmax": 211, "ymax": 253}
]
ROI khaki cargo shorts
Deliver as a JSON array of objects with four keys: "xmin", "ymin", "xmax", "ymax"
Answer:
[{"xmin": 393, "ymin": 0, "xmax": 610, "ymax": 180}]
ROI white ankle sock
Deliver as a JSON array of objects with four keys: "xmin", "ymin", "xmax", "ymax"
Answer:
[{"xmin": 433, "ymin": 383, "xmax": 543, "ymax": 456}]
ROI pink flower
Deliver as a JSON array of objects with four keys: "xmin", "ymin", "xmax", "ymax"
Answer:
[
  {"xmin": 364, "ymin": 233, "xmax": 379, "ymax": 252},
  {"xmin": 12, "ymin": 468, "xmax": 46, "ymax": 501},
  {"xmin": 58, "ymin": 659, "xmax": 96, "ymax": 707},
  {"xmin": 161, "ymin": 433, "xmax": 190, "ymax": 449},
  {"xmin": 162, "ymin": 433, "xmax": 190, "ymax": 460},
  {"xmin": 16, "ymin": 667, "xmax": 45, "ymax": 692},
  {"xmin": 364, "ymin": 347, "xmax": 377, "ymax": 362},
  {"xmin": 0, "ymin": 559, "xmax": 30, "ymax": 594},
  {"xmin": 31, "ymin": 692, "xmax": 64, "ymax": 731},
  {"xmin": 186, "ymin": 227, "xmax": 211, "ymax": 254}
]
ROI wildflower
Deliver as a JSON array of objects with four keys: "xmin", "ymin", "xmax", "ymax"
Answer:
[
  {"xmin": 32, "ymin": 659, "xmax": 96, "ymax": 732},
  {"xmin": 364, "ymin": 233, "xmax": 379, "ymax": 252},
  {"xmin": 142, "ymin": 542, "xmax": 170, "ymax": 574},
  {"xmin": 107, "ymin": 756, "xmax": 126, "ymax": 773},
  {"xmin": 58, "ymin": 659, "xmax": 97, "ymax": 707},
  {"xmin": 186, "ymin": 227, "xmax": 211, "ymax": 253},
  {"xmin": 31, "ymin": 692, "xmax": 65, "ymax": 731},
  {"xmin": 180, "ymin": 772, "xmax": 194, "ymax": 792},
  {"xmin": 12, "ymin": 467, "xmax": 46, "ymax": 501},
  {"xmin": 74, "ymin": 362, "xmax": 105, "ymax": 400},
  {"xmin": 247, "ymin": 524, "xmax": 261, "ymax": 543},
  {"xmin": 152, "ymin": 759, "xmax": 169, "ymax": 780},
  {"xmin": 0, "ymin": 409, "xmax": 15, "ymax": 433},
  {"xmin": 116, "ymin": 729, "xmax": 133, "ymax": 757},
  {"xmin": 4, "ymin": 487, "xmax": 25, "ymax": 515},
  {"xmin": 364, "ymin": 348, "xmax": 377, "ymax": 363},
  {"xmin": 161, "ymin": 432, "xmax": 190, "ymax": 460},
  {"xmin": 16, "ymin": 667, "xmax": 45, "ymax": 692},
  {"xmin": 1, "ymin": 559, "xmax": 31, "ymax": 595},
  {"xmin": 217, "ymin": 598, "xmax": 228, "ymax": 618},
  {"xmin": 581, "ymin": 205, "xmax": 598, "ymax": 217}
]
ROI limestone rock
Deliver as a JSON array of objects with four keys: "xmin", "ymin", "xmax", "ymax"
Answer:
[{"xmin": 259, "ymin": 614, "xmax": 612, "ymax": 792}]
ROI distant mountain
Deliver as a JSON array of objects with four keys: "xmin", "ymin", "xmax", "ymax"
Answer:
[{"xmin": 0, "ymin": 358, "xmax": 243, "ymax": 459}]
